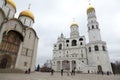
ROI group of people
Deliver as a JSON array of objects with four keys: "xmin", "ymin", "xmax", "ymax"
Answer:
[
  {"xmin": 25, "ymin": 68, "xmax": 31, "ymax": 74},
  {"xmin": 51, "ymin": 69, "xmax": 76, "ymax": 76}
]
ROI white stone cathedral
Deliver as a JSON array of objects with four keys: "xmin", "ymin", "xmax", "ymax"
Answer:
[
  {"xmin": 52, "ymin": 5, "xmax": 112, "ymax": 73},
  {"xmin": 0, "ymin": 0, "xmax": 38, "ymax": 71}
]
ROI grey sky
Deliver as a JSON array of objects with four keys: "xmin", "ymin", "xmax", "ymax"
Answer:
[{"xmin": 13, "ymin": 0, "xmax": 120, "ymax": 65}]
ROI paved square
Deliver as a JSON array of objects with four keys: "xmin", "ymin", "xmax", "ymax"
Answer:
[{"xmin": 0, "ymin": 72, "xmax": 120, "ymax": 80}]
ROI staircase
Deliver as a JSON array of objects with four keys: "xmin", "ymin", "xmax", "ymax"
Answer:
[{"xmin": 0, "ymin": 69, "xmax": 24, "ymax": 73}]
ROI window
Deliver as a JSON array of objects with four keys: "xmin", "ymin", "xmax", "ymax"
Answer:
[
  {"xmin": 72, "ymin": 40, "xmax": 77, "ymax": 46},
  {"xmin": 89, "ymin": 47, "xmax": 91, "ymax": 52},
  {"xmin": 81, "ymin": 54, "xmax": 83, "ymax": 58},
  {"xmin": 79, "ymin": 38, "xmax": 83, "ymax": 41},
  {"xmin": 54, "ymin": 45, "xmax": 56, "ymax": 47},
  {"xmin": 24, "ymin": 62, "xmax": 27, "ymax": 66},
  {"xmin": 94, "ymin": 45, "xmax": 99, "ymax": 51},
  {"xmin": 102, "ymin": 46, "xmax": 106, "ymax": 51},
  {"xmin": 66, "ymin": 44, "xmax": 69, "ymax": 47},
  {"xmin": 92, "ymin": 25, "xmax": 94, "ymax": 29},
  {"xmin": 66, "ymin": 40, "xmax": 69, "ymax": 43},
  {"xmin": 29, "ymin": 32, "xmax": 31, "ymax": 39},
  {"xmin": 24, "ymin": 18, "xmax": 26, "ymax": 24},
  {"xmin": 59, "ymin": 44, "xmax": 62, "ymax": 50},
  {"xmin": 80, "ymin": 42, "xmax": 83, "ymax": 45}
]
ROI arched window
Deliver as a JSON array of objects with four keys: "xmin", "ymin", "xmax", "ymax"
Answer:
[
  {"xmin": 89, "ymin": 47, "xmax": 91, "ymax": 52},
  {"xmin": 59, "ymin": 44, "xmax": 62, "ymax": 50},
  {"xmin": 92, "ymin": 25, "xmax": 94, "ymax": 29},
  {"xmin": 66, "ymin": 40, "xmax": 69, "ymax": 43},
  {"xmin": 102, "ymin": 46, "xmax": 106, "ymax": 51},
  {"xmin": 66, "ymin": 44, "xmax": 69, "ymax": 47},
  {"xmin": 80, "ymin": 42, "xmax": 83, "ymax": 45},
  {"xmin": 72, "ymin": 40, "xmax": 77, "ymax": 46},
  {"xmin": 79, "ymin": 38, "xmax": 83, "ymax": 41},
  {"xmin": 94, "ymin": 45, "xmax": 99, "ymax": 51}
]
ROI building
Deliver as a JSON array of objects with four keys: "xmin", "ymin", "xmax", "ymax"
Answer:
[
  {"xmin": 52, "ymin": 4, "xmax": 112, "ymax": 73},
  {"xmin": 0, "ymin": 0, "xmax": 38, "ymax": 71}
]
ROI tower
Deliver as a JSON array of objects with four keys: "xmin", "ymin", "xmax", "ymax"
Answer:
[
  {"xmin": 70, "ymin": 21, "xmax": 79, "ymax": 38},
  {"xmin": 86, "ymin": 3, "xmax": 113, "ymax": 73},
  {"xmin": 87, "ymin": 5, "xmax": 101, "ymax": 42}
]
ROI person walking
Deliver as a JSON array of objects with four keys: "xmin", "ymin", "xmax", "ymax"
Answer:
[
  {"xmin": 51, "ymin": 69, "xmax": 54, "ymax": 75},
  {"xmin": 61, "ymin": 69, "xmax": 63, "ymax": 76}
]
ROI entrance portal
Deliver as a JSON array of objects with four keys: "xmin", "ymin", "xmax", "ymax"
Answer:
[
  {"xmin": 0, "ymin": 58, "xmax": 8, "ymax": 68},
  {"xmin": 98, "ymin": 65, "xmax": 102, "ymax": 73},
  {"xmin": 62, "ymin": 60, "xmax": 70, "ymax": 70},
  {"xmin": 0, "ymin": 55, "xmax": 12, "ymax": 69}
]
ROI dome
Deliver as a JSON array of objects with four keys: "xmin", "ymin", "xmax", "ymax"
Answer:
[
  {"xmin": 71, "ymin": 21, "xmax": 78, "ymax": 27},
  {"xmin": 87, "ymin": 6, "xmax": 95, "ymax": 14},
  {"xmin": 6, "ymin": 0, "xmax": 16, "ymax": 11},
  {"xmin": 19, "ymin": 10, "xmax": 34, "ymax": 22}
]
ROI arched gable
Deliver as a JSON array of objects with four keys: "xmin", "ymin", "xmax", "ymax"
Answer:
[
  {"xmin": 0, "ymin": 18, "xmax": 25, "ymax": 40},
  {"xmin": 26, "ymin": 27, "xmax": 38, "ymax": 38}
]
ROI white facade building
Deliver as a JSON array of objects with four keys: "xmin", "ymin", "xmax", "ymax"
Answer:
[
  {"xmin": 52, "ymin": 5, "xmax": 112, "ymax": 73},
  {"xmin": 0, "ymin": 0, "xmax": 38, "ymax": 71}
]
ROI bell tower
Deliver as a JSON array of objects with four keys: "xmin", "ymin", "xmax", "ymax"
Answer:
[{"xmin": 87, "ymin": 3, "xmax": 101, "ymax": 42}]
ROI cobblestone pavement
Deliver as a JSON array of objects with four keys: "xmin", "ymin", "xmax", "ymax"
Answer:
[{"xmin": 0, "ymin": 72, "xmax": 120, "ymax": 80}]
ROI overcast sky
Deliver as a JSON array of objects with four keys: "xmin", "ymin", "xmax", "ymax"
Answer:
[{"xmin": 13, "ymin": 0, "xmax": 120, "ymax": 65}]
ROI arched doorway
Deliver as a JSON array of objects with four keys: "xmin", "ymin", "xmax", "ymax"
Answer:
[
  {"xmin": 0, "ymin": 58, "xmax": 7, "ymax": 68},
  {"xmin": 0, "ymin": 55, "xmax": 12, "ymax": 69},
  {"xmin": 0, "ymin": 30, "xmax": 23, "ymax": 69},
  {"xmin": 62, "ymin": 60, "xmax": 70, "ymax": 70},
  {"xmin": 98, "ymin": 65, "xmax": 102, "ymax": 73}
]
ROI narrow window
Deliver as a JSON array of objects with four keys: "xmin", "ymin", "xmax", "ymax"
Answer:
[
  {"xmin": 7, "ymin": 9, "xmax": 11, "ymax": 18},
  {"xmin": 59, "ymin": 44, "xmax": 62, "ymax": 50},
  {"xmin": 94, "ymin": 45, "xmax": 99, "ymax": 51},
  {"xmin": 89, "ymin": 47, "xmax": 91, "ymax": 52},
  {"xmin": 80, "ymin": 42, "xmax": 83, "ymax": 45},
  {"xmin": 29, "ymin": 32, "xmax": 31, "ymax": 39},
  {"xmin": 102, "ymin": 46, "xmax": 106, "ymax": 51},
  {"xmin": 67, "ymin": 44, "xmax": 69, "ymax": 47},
  {"xmin": 72, "ymin": 40, "xmax": 77, "ymax": 46},
  {"xmin": 92, "ymin": 25, "xmax": 94, "ymax": 29},
  {"xmin": 24, "ymin": 18, "xmax": 26, "ymax": 24}
]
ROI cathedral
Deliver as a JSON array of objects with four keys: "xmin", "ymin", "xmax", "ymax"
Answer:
[
  {"xmin": 52, "ymin": 4, "xmax": 112, "ymax": 73},
  {"xmin": 0, "ymin": 0, "xmax": 38, "ymax": 71}
]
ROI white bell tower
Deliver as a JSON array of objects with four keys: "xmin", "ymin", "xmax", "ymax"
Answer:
[{"xmin": 87, "ymin": 5, "xmax": 101, "ymax": 42}]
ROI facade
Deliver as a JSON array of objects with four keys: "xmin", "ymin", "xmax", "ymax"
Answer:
[
  {"xmin": 52, "ymin": 5, "xmax": 112, "ymax": 73},
  {"xmin": 0, "ymin": 0, "xmax": 38, "ymax": 71}
]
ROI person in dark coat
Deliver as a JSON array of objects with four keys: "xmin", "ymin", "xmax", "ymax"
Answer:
[{"xmin": 61, "ymin": 69, "xmax": 63, "ymax": 76}]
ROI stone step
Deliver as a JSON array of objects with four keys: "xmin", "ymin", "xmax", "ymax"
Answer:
[{"xmin": 0, "ymin": 69, "xmax": 24, "ymax": 73}]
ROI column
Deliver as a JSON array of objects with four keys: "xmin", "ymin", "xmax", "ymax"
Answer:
[
  {"xmin": 70, "ymin": 60, "xmax": 72, "ymax": 72},
  {"xmin": 60, "ymin": 61, "xmax": 62, "ymax": 70}
]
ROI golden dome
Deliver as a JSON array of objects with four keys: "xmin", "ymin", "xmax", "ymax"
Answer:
[
  {"xmin": 87, "ymin": 6, "xmax": 95, "ymax": 14},
  {"xmin": 19, "ymin": 10, "xmax": 34, "ymax": 22},
  {"xmin": 6, "ymin": 0, "xmax": 16, "ymax": 11},
  {"xmin": 71, "ymin": 21, "xmax": 78, "ymax": 27}
]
